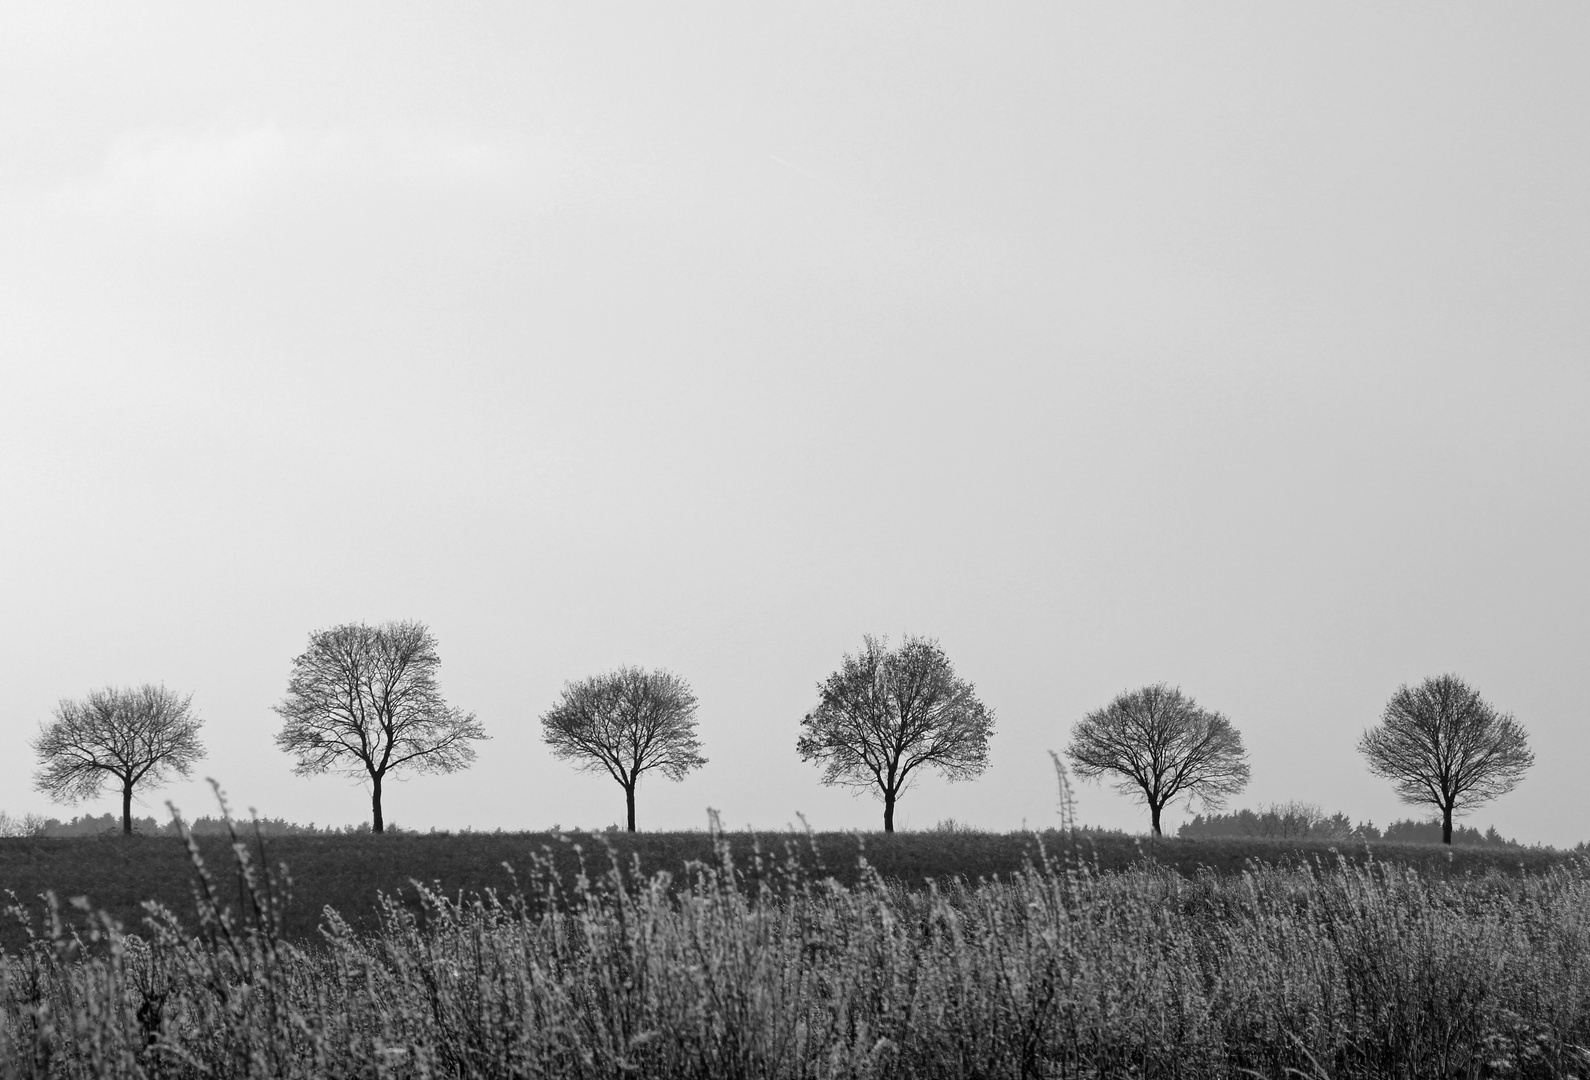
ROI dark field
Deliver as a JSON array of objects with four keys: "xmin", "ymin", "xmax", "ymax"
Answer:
[
  {"xmin": 0, "ymin": 827, "xmax": 1571, "ymax": 947},
  {"xmin": 3, "ymin": 828, "xmax": 1589, "ymax": 1077}
]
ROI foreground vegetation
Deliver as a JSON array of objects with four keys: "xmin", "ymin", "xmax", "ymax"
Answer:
[
  {"xmin": 1, "ymin": 815, "xmax": 1589, "ymax": 1077},
  {"xmin": 0, "ymin": 825, "xmax": 1570, "ymax": 950}
]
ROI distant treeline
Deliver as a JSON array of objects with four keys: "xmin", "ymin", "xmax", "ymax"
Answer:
[
  {"xmin": 1177, "ymin": 801, "xmax": 1522, "ymax": 848},
  {"xmin": 0, "ymin": 810, "xmax": 392, "ymax": 838},
  {"xmin": 0, "ymin": 806, "xmax": 1533, "ymax": 848}
]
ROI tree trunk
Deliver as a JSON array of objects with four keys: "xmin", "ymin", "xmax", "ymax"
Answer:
[
  {"xmin": 883, "ymin": 789, "xmax": 896, "ymax": 833},
  {"xmin": 1149, "ymin": 801, "xmax": 1163, "ymax": 838},
  {"xmin": 122, "ymin": 781, "xmax": 134, "ymax": 836},
  {"xmin": 372, "ymin": 775, "xmax": 384, "ymax": 835},
  {"xmin": 625, "ymin": 783, "xmax": 636, "ymax": 832},
  {"xmin": 1442, "ymin": 803, "xmax": 1453, "ymax": 845}
]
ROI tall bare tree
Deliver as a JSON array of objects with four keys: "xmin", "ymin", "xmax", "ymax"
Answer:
[
  {"xmin": 1066, "ymin": 683, "xmax": 1249, "ymax": 837},
  {"xmin": 1359, "ymin": 673, "xmax": 1532, "ymax": 845},
  {"xmin": 274, "ymin": 620, "xmax": 485, "ymax": 833},
  {"xmin": 33, "ymin": 684, "xmax": 205, "ymax": 835},
  {"xmin": 540, "ymin": 667, "xmax": 705, "ymax": 831},
  {"xmin": 797, "ymin": 634, "xmax": 994, "ymax": 833}
]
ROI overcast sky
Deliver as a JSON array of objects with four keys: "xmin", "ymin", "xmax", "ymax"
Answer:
[{"xmin": 2, "ymin": 6, "xmax": 1587, "ymax": 845}]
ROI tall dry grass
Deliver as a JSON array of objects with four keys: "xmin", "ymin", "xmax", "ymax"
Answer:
[{"xmin": 2, "ymin": 795, "xmax": 1589, "ymax": 1077}]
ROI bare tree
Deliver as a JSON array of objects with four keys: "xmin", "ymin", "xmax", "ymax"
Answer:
[
  {"xmin": 32, "ymin": 684, "xmax": 205, "ymax": 835},
  {"xmin": 1065, "ymin": 683, "xmax": 1249, "ymax": 837},
  {"xmin": 1359, "ymin": 673, "xmax": 1532, "ymax": 845},
  {"xmin": 797, "ymin": 634, "xmax": 994, "ymax": 833},
  {"xmin": 540, "ymin": 667, "xmax": 705, "ymax": 831},
  {"xmin": 274, "ymin": 620, "xmax": 485, "ymax": 833},
  {"xmin": 0, "ymin": 811, "xmax": 48, "ymax": 838}
]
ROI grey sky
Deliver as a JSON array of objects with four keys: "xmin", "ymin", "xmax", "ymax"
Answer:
[{"xmin": 3, "ymin": 6, "xmax": 1587, "ymax": 843}]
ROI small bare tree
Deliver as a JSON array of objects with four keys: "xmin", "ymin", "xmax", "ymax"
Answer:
[
  {"xmin": 1066, "ymin": 683, "xmax": 1249, "ymax": 837},
  {"xmin": 274, "ymin": 620, "xmax": 486, "ymax": 833},
  {"xmin": 32, "ymin": 684, "xmax": 205, "ymax": 835},
  {"xmin": 1359, "ymin": 673, "xmax": 1533, "ymax": 845},
  {"xmin": 0, "ymin": 811, "xmax": 48, "ymax": 838},
  {"xmin": 797, "ymin": 634, "xmax": 994, "ymax": 833},
  {"xmin": 540, "ymin": 667, "xmax": 705, "ymax": 831}
]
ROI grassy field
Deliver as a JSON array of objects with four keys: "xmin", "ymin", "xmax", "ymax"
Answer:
[
  {"xmin": 1, "ymin": 823, "xmax": 1588, "ymax": 1077},
  {"xmin": 0, "ymin": 826, "xmax": 1571, "ymax": 949}
]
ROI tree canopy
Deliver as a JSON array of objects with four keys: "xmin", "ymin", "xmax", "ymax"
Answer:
[
  {"xmin": 1066, "ymin": 683, "xmax": 1249, "ymax": 837},
  {"xmin": 540, "ymin": 666, "xmax": 705, "ymax": 831},
  {"xmin": 274, "ymin": 620, "xmax": 485, "ymax": 833},
  {"xmin": 32, "ymin": 684, "xmax": 205, "ymax": 835},
  {"xmin": 1359, "ymin": 673, "xmax": 1532, "ymax": 844},
  {"xmin": 797, "ymin": 634, "xmax": 993, "ymax": 832}
]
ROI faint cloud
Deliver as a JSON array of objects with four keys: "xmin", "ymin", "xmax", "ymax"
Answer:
[
  {"xmin": 57, "ymin": 125, "xmax": 299, "ymax": 224},
  {"xmin": 47, "ymin": 122, "xmax": 565, "ymax": 230}
]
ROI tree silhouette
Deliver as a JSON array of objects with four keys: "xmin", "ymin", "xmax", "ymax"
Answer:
[
  {"xmin": 797, "ymin": 634, "xmax": 994, "ymax": 833},
  {"xmin": 274, "ymin": 620, "xmax": 485, "ymax": 833},
  {"xmin": 1359, "ymin": 673, "xmax": 1532, "ymax": 845},
  {"xmin": 540, "ymin": 667, "xmax": 705, "ymax": 831},
  {"xmin": 1066, "ymin": 683, "xmax": 1249, "ymax": 837},
  {"xmin": 33, "ymin": 684, "xmax": 205, "ymax": 835}
]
